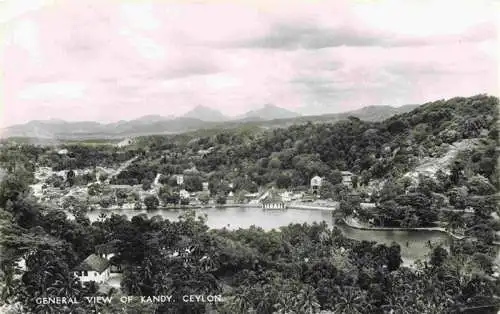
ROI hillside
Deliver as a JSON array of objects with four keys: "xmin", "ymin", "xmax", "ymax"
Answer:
[{"xmin": 129, "ymin": 94, "xmax": 497, "ymax": 185}]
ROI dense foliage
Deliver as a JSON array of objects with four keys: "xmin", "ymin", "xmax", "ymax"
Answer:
[{"xmin": 0, "ymin": 95, "xmax": 499, "ymax": 313}]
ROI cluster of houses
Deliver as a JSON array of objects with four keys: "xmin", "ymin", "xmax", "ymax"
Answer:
[
  {"xmin": 310, "ymin": 171, "xmax": 354, "ymax": 194},
  {"xmin": 31, "ymin": 142, "xmax": 359, "ymax": 211}
]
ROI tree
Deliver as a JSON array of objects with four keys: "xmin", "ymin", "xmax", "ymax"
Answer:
[
  {"xmin": 141, "ymin": 179, "xmax": 152, "ymax": 191},
  {"xmin": 429, "ymin": 246, "xmax": 448, "ymax": 267},
  {"xmin": 319, "ymin": 181, "xmax": 334, "ymax": 199},
  {"xmin": 66, "ymin": 169, "xmax": 75, "ymax": 187},
  {"xmin": 351, "ymin": 175, "xmax": 359, "ymax": 189},
  {"xmin": 87, "ymin": 183, "xmax": 102, "ymax": 196},
  {"xmin": 276, "ymin": 174, "xmax": 291, "ymax": 189},
  {"xmin": 144, "ymin": 195, "xmax": 159, "ymax": 210},
  {"xmin": 98, "ymin": 173, "xmax": 108, "ymax": 182},
  {"xmin": 387, "ymin": 119, "xmax": 408, "ymax": 134},
  {"xmin": 466, "ymin": 175, "xmax": 495, "ymax": 195},
  {"xmin": 332, "ymin": 287, "xmax": 369, "ymax": 314},
  {"xmin": 216, "ymin": 194, "xmax": 226, "ymax": 205},
  {"xmin": 268, "ymin": 158, "xmax": 281, "ymax": 169},
  {"xmin": 198, "ymin": 192, "xmax": 210, "ymax": 205},
  {"xmin": 339, "ymin": 200, "xmax": 360, "ymax": 217},
  {"xmin": 134, "ymin": 201, "xmax": 142, "ymax": 210},
  {"xmin": 184, "ymin": 175, "xmax": 203, "ymax": 192},
  {"xmin": 0, "ymin": 173, "xmax": 30, "ymax": 208},
  {"xmin": 98, "ymin": 196, "xmax": 113, "ymax": 209},
  {"xmin": 387, "ymin": 242, "xmax": 402, "ymax": 271}
]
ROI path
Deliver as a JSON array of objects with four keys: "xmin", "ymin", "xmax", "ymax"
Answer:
[
  {"xmin": 105, "ymin": 156, "xmax": 139, "ymax": 184},
  {"xmin": 404, "ymin": 139, "xmax": 478, "ymax": 179}
]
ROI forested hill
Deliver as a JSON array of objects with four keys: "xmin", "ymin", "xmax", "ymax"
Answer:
[
  {"xmin": 0, "ymin": 95, "xmax": 499, "ymax": 314},
  {"xmin": 127, "ymin": 94, "xmax": 498, "ymax": 190}
]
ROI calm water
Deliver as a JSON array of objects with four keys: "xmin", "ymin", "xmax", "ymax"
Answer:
[
  {"xmin": 86, "ymin": 207, "xmax": 453, "ymax": 263},
  {"xmin": 86, "ymin": 207, "xmax": 334, "ymax": 230}
]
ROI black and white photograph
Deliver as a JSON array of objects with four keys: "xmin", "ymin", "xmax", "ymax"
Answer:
[{"xmin": 0, "ymin": 0, "xmax": 499, "ymax": 313}]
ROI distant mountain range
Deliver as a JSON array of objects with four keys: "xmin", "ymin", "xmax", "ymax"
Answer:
[
  {"xmin": 238, "ymin": 104, "xmax": 300, "ymax": 121},
  {"xmin": 182, "ymin": 105, "xmax": 228, "ymax": 122},
  {"xmin": 1, "ymin": 104, "xmax": 418, "ymax": 140}
]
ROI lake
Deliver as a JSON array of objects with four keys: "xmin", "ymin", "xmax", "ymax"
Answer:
[{"xmin": 85, "ymin": 207, "xmax": 453, "ymax": 264}]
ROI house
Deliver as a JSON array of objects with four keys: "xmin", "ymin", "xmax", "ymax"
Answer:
[
  {"xmin": 180, "ymin": 189, "xmax": 190, "ymax": 199},
  {"xmin": 183, "ymin": 166, "xmax": 199, "ymax": 175},
  {"xmin": 116, "ymin": 138, "xmax": 134, "ymax": 148},
  {"xmin": 175, "ymin": 175, "xmax": 184, "ymax": 185},
  {"xmin": 261, "ymin": 191, "xmax": 286, "ymax": 209},
  {"xmin": 73, "ymin": 254, "xmax": 110, "ymax": 284},
  {"xmin": 280, "ymin": 191, "xmax": 293, "ymax": 202},
  {"xmin": 95, "ymin": 241, "xmax": 121, "ymax": 273},
  {"xmin": 13, "ymin": 257, "xmax": 28, "ymax": 280},
  {"xmin": 167, "ymin": 236, "xmax": 196, "ymax": 259},
  {"xmin": 226, "ymin": 191, "xmax": 235, "ymax": 204},
  {"xmin": 57, "ymin": 149, "xmax": 69, "ymax": 155},
  {"xmin": 360, "ymin": 202, "xmax": 377, "ymax": 210},
  {"xmin": 202, "ymin": 182, "xmax": 209, "ymax": 192},
  {"xmin": 341, "ymin": 171, "xmax": 353, "ymax": 188},
  {"xmin": 310, "ymin": 176, "xmax": 323, "ymax": 195}
]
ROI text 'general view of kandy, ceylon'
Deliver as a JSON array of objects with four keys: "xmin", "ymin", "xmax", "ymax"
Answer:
[
  {"xmin": 0, "ymin": 0, "xmax": 498, "ymax": 313},
  {"xmin": 35, "ymin": 295, "xmax": 223, "ymax": 305}
]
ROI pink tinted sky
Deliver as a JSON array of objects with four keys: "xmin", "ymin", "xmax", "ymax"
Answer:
[{"xmin": 0, "ymin": 0, "xmax": 498, "ymax": 126}]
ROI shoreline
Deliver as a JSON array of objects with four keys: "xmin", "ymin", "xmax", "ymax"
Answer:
[
  {"xmin": 85, "ymin": 203, "xmax": 338, "ymax": 212},
  {"xmin": 340, "ymin": 217, "xmax": 466, "ymax": 240}
]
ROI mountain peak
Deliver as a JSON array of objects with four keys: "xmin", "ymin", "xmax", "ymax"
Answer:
[
  {"xmin": 241, "ymin": 104, "xmax": 300, "ymax": 120},
  {"xmin": 182, "ymin": 105, "xmax": 227, "ymax": 122},
  {"xmin": 136, "ymin": 114, "xmax": 170, "ymax": 122}
]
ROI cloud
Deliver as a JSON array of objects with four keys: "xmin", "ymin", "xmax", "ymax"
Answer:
[
  {"xmin": 238, "ymin": 19, "xmax": 497, "ymax": 50},
  {"xmin": 18, "ymin": 81, "xmax": 87, "ymax": 100},
  {"xmin": 0, "ymin": 0, "xmax": 497, "ymax": 126},
  {"xmin": 240, "ymin": 22, "xmax": 382, "ymax": 49}
]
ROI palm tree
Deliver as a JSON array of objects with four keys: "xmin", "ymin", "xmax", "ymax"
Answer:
[
  {"xmin": 121, "ymin": 268, "xmax": 141, "ymax": 295},
  {"xmin": 224, "ymin": 293, "xmax": 253, "ymax": 313},
  {"xmin": 98, "ymin": 212, "xmax": 107, "ymax": 222},
  {"xmin": 47, "ymin": 272, "xmax": 80, "ymax": 298},
  {"xmin": 141, "ymin": 257, "xmax": 154, "ymax": 283},
  {"xmin": 0, "ymin": 260, "xmax": 18, "ymax": 302},
  {"xmin": 152, "ymin": 271, "xmax": 174, "ymax": 295},
  {"xmin": 333, "ymin": 287, "xmax": 368, "ymax": 314},
  {"xmin": 295, "ymin": 285, "xmax": 321, "ymax": 314}
]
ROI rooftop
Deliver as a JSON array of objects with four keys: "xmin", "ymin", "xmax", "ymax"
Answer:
[{"xmin": 75, "ymin": 254, "xmax": 110, "ymax": 273}]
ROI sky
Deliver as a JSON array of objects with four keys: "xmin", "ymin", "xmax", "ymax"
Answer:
[{"xmin": 0, "ymin": 0, "xmax": 498, "ymax": 126}]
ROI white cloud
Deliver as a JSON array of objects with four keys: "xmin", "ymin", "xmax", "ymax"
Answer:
[{"xmin": 18, "ymin": 81, "xmax": 87, "ymax": 100}]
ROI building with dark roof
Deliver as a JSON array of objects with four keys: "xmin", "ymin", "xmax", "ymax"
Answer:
[
  {"xmin": 73, "ymin": 254, "xmax": 110, "ymax": 284},
  {"xmin": 261, "ymin": 190, "xmax": 286, "ymax": 209}
]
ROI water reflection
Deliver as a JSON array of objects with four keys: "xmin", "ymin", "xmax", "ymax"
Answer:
[{"xmin": 86, "ymin": 207, "xmax": 452, "ymax": 263}]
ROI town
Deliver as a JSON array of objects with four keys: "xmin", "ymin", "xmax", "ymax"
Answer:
[{"xmin": 1, "ymin": 95, "xmax": 499, "ymax": 313}]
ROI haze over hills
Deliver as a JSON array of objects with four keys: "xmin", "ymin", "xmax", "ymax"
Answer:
[
  {"xmin": 1, "ymin": 103, "xmax": 420, "ymax": 140},
  {"xmin": 238, "ymin": 104, "xmax": 301, "ymax": 121},
  {"xmin": 182, "ymin": 105, "xmax": 228, "ymax": 122}
]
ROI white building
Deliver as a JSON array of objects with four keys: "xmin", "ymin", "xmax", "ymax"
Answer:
[
  {"xmin": 175, "ymin": 175, "xmax": 184, "ymax": 185},
  {"xmin": 116, "ymin": 138, "xmax": 134, "ymax": 148},
  {"xmin": 73, "ymin": 254, "xmax": 110, "ymax": 284},
  {"xmin": 310, "ymin": 176, "xmax": 323, "ymax": 194},
  {"xmin": 180, "ymin": 189, "xmax": 190, "ymax": 199},
  {"xmin": 280, "ymin": 191, "xmax": 293, "ymax": 202},
  {"xmin": 360, "ymin": 202, "xmax": 376, "ymax": 210},
  {"xmin": 341, "ymin": 171, "xmax": 354, "ymax": 188}
]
